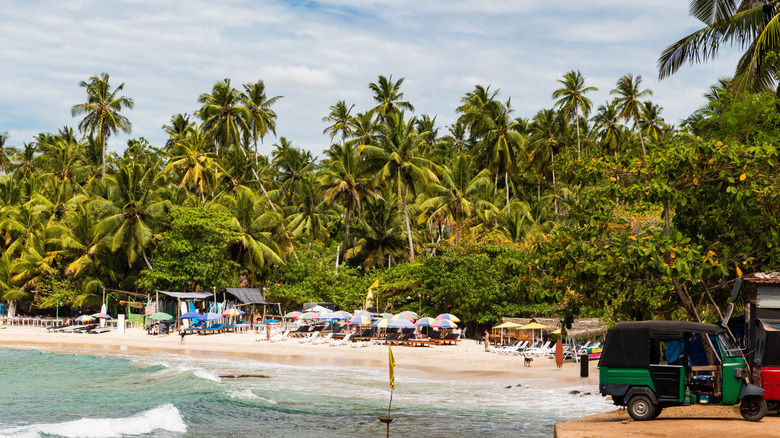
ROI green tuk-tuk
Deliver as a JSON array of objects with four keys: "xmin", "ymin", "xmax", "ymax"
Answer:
[{"xmin": 599, "ymin": 321, "xmax": 766, "ymax": 421}]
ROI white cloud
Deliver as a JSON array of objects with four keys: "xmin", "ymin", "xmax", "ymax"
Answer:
[
  {"xmin": 0, "ymin": 0, "xmax": 738, "ymax": 156},
  {"xmin": 252, "ymin": 65, "xmax": 336, "ymax": 88}
]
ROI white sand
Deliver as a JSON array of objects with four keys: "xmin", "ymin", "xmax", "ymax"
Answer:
[{"xmin": 0, "ymin": 325, "xmax": 600, "ymax": 388}]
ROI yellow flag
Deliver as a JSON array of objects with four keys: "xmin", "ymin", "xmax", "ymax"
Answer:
[
  {"xmin": 389, "ymin": 345, "xmax": 396, "ymax": 390},
  {"xmin": 366, "ymin": 279, "xmax": 379, "ymax": 302},
  {"xmin": 369, "ymin": 279, "xmax": 379, "ymax": 290}
]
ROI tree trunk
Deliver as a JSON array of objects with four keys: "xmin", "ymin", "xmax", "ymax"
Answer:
[
  {"xmin": 635, "ymin": 118, "xmax": 646, "ymax": 155},
  {"xmin": 342, "ymin": 208, "xmax": 352, "ymax": 260},
  {"xmin": 551, "ymin": 147, "xmax": 558, "ymax": 214},
  {"xmin": 101, "ymin": 132, "xmax": 106, "ymax": 178},
  {"xmin": 142, "ymin": 247, "xmax": 153, "ymax": 270},
  {"xmin": 401, "ymin": 188, "xmax": 415, "ymax": 262},
  {"xmin": 662, "ymin": 198, "xmax": 670, "ymax": 233},
  {"xmin": 575, "ymin": 107, "xmax": 581, "ymax": 158},
  {"xmin": 505, "ymin": 172, "xmax": 510, "ymax": 207}
]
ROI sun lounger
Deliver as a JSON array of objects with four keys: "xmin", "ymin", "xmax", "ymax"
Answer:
[
  {"xmin": 198, "ymin": 324, "xmax": 225, "ymax": 335},
  {"xmin": 432, "ymin": 333, "xmax": 461, "ymax": 345},
  {"xmin": 330, "ymin": 333, "xmax": 352, "ymax": 346},
  {"xmin": 89, "ymin": 327, "xmax": 111, "ymax": 334},
  {"xmin": 312, "ymin": 332, "xmax": 334, "ymax": 345},
  {"xmin": 48, "ymin": 324, "xmax": 74, "ymax": 333},
  {"xmin": 299, "ymin": 331, "xmax": 320, "ymax": 343},
  {"xmin": 269, "ymin": 330, "xmax": 291, "ymax": 342}
]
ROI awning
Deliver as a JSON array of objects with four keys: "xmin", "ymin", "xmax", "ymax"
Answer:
[
  {"xmin": 157, "ymin": 291, "xmax": 214, "ymax": 299},
  {"xmin": 225, "ymin": 288, "xmax": 269, "ymax": 305}
]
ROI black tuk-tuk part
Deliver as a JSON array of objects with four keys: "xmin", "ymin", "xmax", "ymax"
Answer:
[{"xmin": 599, "ymin": 321, "xmax": 726, "ymax": 368}]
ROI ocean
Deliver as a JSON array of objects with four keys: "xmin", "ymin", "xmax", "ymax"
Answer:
[{"xmin": 0, "ymin": 348, "xmax": 612, "ymax": 437}]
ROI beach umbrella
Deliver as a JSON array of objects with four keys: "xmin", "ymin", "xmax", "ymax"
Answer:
[
  {"xmin": 196, "ymin": 312, "xmax": 223, "ymax": 322},
  {"xmin": 76, "ymin": 315, "xmax": 95, "ymax": 322},
  {"xmin": 551, "ymin": 328, "xmax": 562, "ymax": 335},
  {"xmin": 179, "ymin": 312, "xmax": 202, "ymax": 320},
  {"xmin": 322, "ymin": 311, "xmax": 351, "ymax": 320},
  {"xmin": 149, "ymin": 312, "xmax": 173, "ymax": 321},
  {"xmin": 388, "ymin": 319, "xmax": 416, "ymax": 329},
  {"xmin": 397, "ymin": 310, "xmax": 418, "ymax": 320},
  {"xmin": 92, "ymin": 312, "xmax": 112, "ymax": 319},
  {"xmin": 520, "ymin": 322, "xmax": 549, "ymax": 342},
  {"xmin": 416, "ymin": 317, "xmax": 436, "ymax": 327},
  {"xmin": 350, "ymin": 315, "xmax": 372, "ymax": 325},
  {"xmin": 390, "ymin": 313, "xmax": 416, "ymax": 323},
  {"xmin": 308, "ymin": 305, "xmax": 331, "ymax": 314},
  {"xmin": 373, "ymin": 318, "xmax": 390, "ymax": 328},
  {"xmin": 299, "ymin": 312, "xmax": 321, "ymax": 321},
  {"xmin": 494, "ymin": 322, "xmax": 522, "ymax": 329},
  {"xmin": 354, "ymin": 310, "xmax": 372, "ymax": 317},
  {"xmin": 221, "ymin": 309, "xmax": 245, "ymax": 317},
  {"xmin": 435, "ymin": 313, "xmax": 460, "ymax": 322},
  {"xmin": 284, "ymin": 311, "xmax": 302, "ymax": 319},
  {"xmin": 433, "ymin": 319, "xmax": 458, "ymax": 329}
]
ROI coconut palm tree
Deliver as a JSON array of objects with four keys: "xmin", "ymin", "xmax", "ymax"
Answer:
[
  {"xmin": 162, "ymin": 113, "xmax": 195, "ymax": 153},
  {"xmin": 420, "ymin": 154, "xmax": 495, "ymax": 243},
  {"xmin": 164, "ymin": 125, "xmax": 223, "ymax": 203},
  {"xmin": 474, "ymin": 98, "xmax": 526, "ymax": 205},
  {"xmin": 284, "ymin": 174, "xmax": 335, "ymax": 242},
  {"xmin": 322, "ymin": 101, "xmax": 355, "ymax": 145},
  {"xmin": 319, "ymin": 142, "xmax": 381, "ymax": 258},
  {"xmin": 197, "ymin": 79, "xmax": 250, "ymax": 155},
  {"xmin": 610, "ymin": 74, "xmax": 653, "ymax": 155},
  {"xmin": 242, "ymin": 80, "xmax": 282, "ymax": 157},
  {"xmin": 347, "ymin": 112, "xmax": 380, "ymax": 147},
  {"xmin": 90, "ymin": 162, "xmax": 170, "ymax": 269},
  {"xmin": 346, "ymin": 189, "xmax": 407, "ymax": 268},
  {"xmin": 0, "ymin": 132, "xmax": 14, "ymax": 175},
  {"xmin": 658, "ymin": 0, "xmax": 780, "ymax": 94},
  {"xmin": 71, "ymin": 73, "xmax": 134, "ymax": 178},
  {"xmin": 591, "ymin": 102, "xmax": 623, "ymax": 157},
  {"xmin": 638, "ymin": 101, "xmax": 669, "ymax": 145},
  {"xmin": 552, "ymin": 70, "xmax": 598, "ymax": 155},
  {"xmin": 212, "ymin": 186, "xmax": 283, "ymax": 277},
  {"xmin": 368, "ymin": 75, "xmax": 415, "ymax": 122},
  {"xmin": 360, "ymin": 112, "xmax": 438, "ymax": 262}
]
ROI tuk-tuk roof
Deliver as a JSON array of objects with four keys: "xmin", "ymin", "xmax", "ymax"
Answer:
[{"xmin": 599, "ymin": 320, "xmax": 726, "ymax": 368}]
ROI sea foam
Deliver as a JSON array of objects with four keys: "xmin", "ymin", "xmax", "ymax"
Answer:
[{"xmin": 0, "ymin": 404, "xmax": 186, "ymax": 438}]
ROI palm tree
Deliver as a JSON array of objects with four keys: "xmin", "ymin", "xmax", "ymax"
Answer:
[
  {"xmin": 552, "ymin": 70, "xmax": 598, "ymax": 155},
  {"xmin": 162, "ymin": 113, "xmax": 195, "ymax": 153},
  {"xmin": 591, "ymin": 102, "xmax": 623, "ymax": 156},
  {"xmin": 212, "ymin": 186, "xmax": 283, "ymax": 278},
  {"xmin": 71, "ymin": 73, "xmax": 134, "ymax": 178},
  {"xmin": 322, "ymin": 101, "xmax": 355, "ymax": 145},
  {"xmin": 638, "ymin": 101, "xmax": 669, "ymax": 145},
  {"xmin": 420, "ymin": 154, "xmax": 495, "ymax": 243},
  {"xmin": 456, "ymin": 85, "xmax": 500, "ymax": 137},
  {"xmin": 658, "ymin": 1, "xmax": 780, "ymax": 94},
  {"xmin": 284, "ymin": 174, "xmax": 334, "ymax": 242},
  {"xmin": 346, "ymin": 189, "xmax": 407, "ymax": 268},
  {"xmin": 474, "ymin": 98, "xmax": 526, "ymax": 206},
  {"xmin": 197, "ymin": 79, "xmax": 250, "ymax": 155},
  {"xmin": 320, "ymin": 142, "xmax": 380, "ymax": 258},
  {"xmin": 610, "ymin": 74, "xmax": 653, "ymax": 155},
  {"xmin": 347, "ymin": 112, "xmax": 380, "ymax": 147},
  {"xmin": 242, "ymin": 80, "xmax": 282, "ymax": 157},
  {"xmin": 164, "ymin": 125, "xmax": 222, "ymax": 203},
  {"xmin": 90, "ymin": 162, "xmax": 170, "ymax": 269},
  {"xmin": 368, "ymin": 75, "xmax": 415, "ymax": 121},
  {"xmin": 0, "ymin": 132, "xmax": 14, "ymax": 175},
  {"xmin": 361, "ymin": 112, "xmax": 438, "ymax": 262}
]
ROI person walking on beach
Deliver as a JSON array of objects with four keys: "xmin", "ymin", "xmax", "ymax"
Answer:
[
  {"xmin": 179, "ymin": 326, "xmax": 186, "ymax": 344},
  {"xmin": 484, "ymin": 330, "xmax": 490, "ymax": 352}
]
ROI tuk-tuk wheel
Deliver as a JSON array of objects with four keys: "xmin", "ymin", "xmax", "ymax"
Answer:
[
  {"xmin": 627, "ymin": 395, "xmax": 655, "ymax": 421},
  {"xmin": 740, "ymin": 396, "xmax": 767, "ymax": 422}
]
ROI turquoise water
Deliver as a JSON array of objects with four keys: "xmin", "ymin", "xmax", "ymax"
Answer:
[{"xmin": 0, "ymin": 349, "xmax": 611, "ymax": 437}]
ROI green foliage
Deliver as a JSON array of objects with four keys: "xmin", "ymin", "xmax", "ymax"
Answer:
[
  {"xmin": 37, "ymin": 274, "xmax": 81, "ymax": 309},
  {"xmin": 137, "ymin": 207, "xmax": 242, "ymax": 292}
]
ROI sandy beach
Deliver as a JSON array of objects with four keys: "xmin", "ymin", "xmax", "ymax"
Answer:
[{"xmin": 0, "ymin": 325, "xmax": 599, "ymax": 388}]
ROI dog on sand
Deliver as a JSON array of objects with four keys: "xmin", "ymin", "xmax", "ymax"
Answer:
[{"xmin": 523, "ymin": 356, "xmax": 533, "ymax": 367}]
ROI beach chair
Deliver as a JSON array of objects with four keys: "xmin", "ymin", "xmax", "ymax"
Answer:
[
  {"xmin": 269, "ymin": 330, "xmax": 291, "ymax": 342},
  {"xmin": 299, "ymin": 331, "xmax": 320, "ymax": 343},
  {"xmin": 312, "ymin": 332, "xmax": 334, "ymax": 345},
  {"xmin": 330, "ymin": 333, "xmax": 352, "ymax": 346}
]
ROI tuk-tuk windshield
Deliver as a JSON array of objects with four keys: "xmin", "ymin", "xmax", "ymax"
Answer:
[{"xmin": 717, "ymin": 333, "xmax": 742, "ymax": 358}]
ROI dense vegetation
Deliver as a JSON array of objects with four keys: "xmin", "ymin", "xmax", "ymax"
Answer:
[{"xmin": 2, "ymin": 65, "xmax": 780, "ymax": 330}]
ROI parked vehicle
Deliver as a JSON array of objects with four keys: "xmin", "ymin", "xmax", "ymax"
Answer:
[
  {"xmin": 753, "ymin": 318, "xmax": 780, "ymax": 409},
  {"xmin": 599, "ymin": 320, "xmax": 766, "ymax": 421}
]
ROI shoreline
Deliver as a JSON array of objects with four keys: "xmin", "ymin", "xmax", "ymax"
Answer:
[{"xmin": 0, "ymin": 326, "xmax": 601, "ymax": 388}]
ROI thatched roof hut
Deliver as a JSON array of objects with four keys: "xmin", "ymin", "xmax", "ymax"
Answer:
[{"xmin": 496, "ymin": 317, "xmax": 607, "ymax": 340}]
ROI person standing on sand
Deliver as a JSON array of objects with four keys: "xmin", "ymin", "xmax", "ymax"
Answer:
[
  {"xmin": 265, "ymin": 322, "xmax": 271, "ymax": 340},
  {"xmin": 179, "ymin": 327, "xmax": 186, "ymax": 344},
  {"xmin": 484, "ymin": 330, "xmax": 490, "ymax": 352}
]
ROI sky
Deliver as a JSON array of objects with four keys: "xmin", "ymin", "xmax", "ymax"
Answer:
[{"xmin": 0, "ymin": 0, "xmax": 741, "ymax": 158}]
